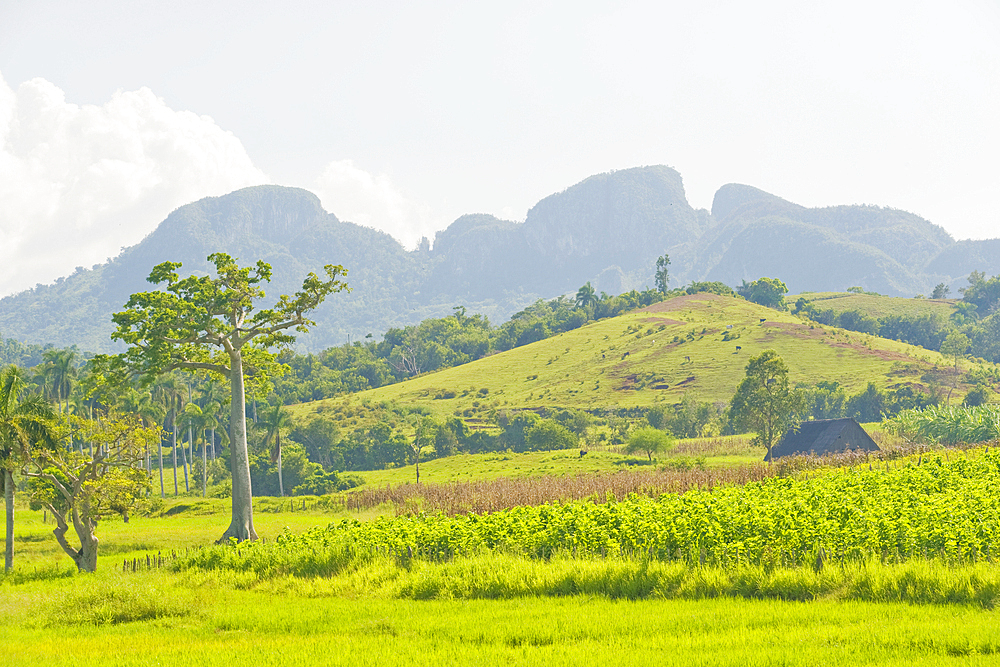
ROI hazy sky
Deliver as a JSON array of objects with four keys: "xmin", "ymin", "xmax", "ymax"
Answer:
[{"xmin": 1, "ymin": 0, "xmax": 998, "ymax": 297}]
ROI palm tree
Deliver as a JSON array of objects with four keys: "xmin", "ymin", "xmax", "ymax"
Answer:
[
  {"xmin": 119, "ymin": 387, "xmax": 165, "ymax": 479},
  {"xmin": 178, "ymin": 401, "xmax": 207, "ymax": 496},
  {"xmin": 261, "ymin": 403, "xmax": 292, "ymax": 497},
  {"xmin": 0, "ymin": 365, "xmax": 57, "ymax": 571},
  {"xmin": 197, "ymin": 379, "xmax": 227, "ymax": 461},
  {"xmin": 40, "ymin": 349, "xmax": 78, "ymax": 414},
  {"xmin": 155, "ymin": 376, "xmax": 185, "ymax": 496},
  {"xmin": 575, "ymin": 282, "xmax": 598, "ymax": 310}
]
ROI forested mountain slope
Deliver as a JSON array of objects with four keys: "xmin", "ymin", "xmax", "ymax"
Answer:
[{"xmin": 0, "ymin": 166, "xmax": 995, "ymax": 351}]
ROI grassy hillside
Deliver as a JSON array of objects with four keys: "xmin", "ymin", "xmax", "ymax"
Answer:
[
  {"xmin": 292, "ymin": 293, "xmax": 961, "ymax": 422},
  {"xmin": 792, "ymin": 291, "xmax": 957, "ymax": 318}
]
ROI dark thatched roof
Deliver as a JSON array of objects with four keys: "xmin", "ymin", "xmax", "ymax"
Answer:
[{"xmin": 765, "ymin": 418, "xmax": 879, "ymax": 461}]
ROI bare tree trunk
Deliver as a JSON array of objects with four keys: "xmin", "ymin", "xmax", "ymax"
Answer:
[
  {"xmin": 202, "ymin": 428, "xmax": 207, "ymax": 497},
  {"xmin": 158, "ymin": 436, "xmax": 164, "ymax": 498},
  {"xmin": 277, "ymin": 434, "xmax": 284, "ymax": 497},
  {"xmin": 50, "ymin": 507, "xmax": 99, "ymax": 572},
  {"xmin": 180, "ymin": 439, "xmax": 190, "ymax": 493},
  {"xmin": 4, "ymin": 470, "xmax": 14, "ymax": 572},
  {"xmin": 171, "ymin": 413, "xmax": 179, "ymax": 496},
  {"xmin": 219, "ymin": 351, "xmax": 257, "ymax": 542}
]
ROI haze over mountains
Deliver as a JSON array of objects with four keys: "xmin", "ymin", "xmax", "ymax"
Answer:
[{"xmin": 1, "ymin": 165, "xmax": 996, "ymax": 353}]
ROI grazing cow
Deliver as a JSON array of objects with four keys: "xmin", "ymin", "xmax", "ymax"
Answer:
[
  {"xmin": 684, "ymin": 356, "xmax": 691, "ymax": 363},
  {"xmin": 726, "ymin": 325, "xmax": 733, "ymax": 329},
  {"xmin": 736, "ymin": 345, "xmax": 742, "ymax": 352},
  {"xmin": 579, "ymin": 449, "xmax": 588, "ymax": 457},
  {"xmin": 759, "ymin": 318, "xmax": 766, "ymax": 323},
  {"xmin": 621, "ymin": 351, "xmax": 630, "ymax": 359}
]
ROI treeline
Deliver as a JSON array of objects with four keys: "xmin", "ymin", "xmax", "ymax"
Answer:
[
  {"xmin": 792, "ymin": 272, "xmax": 1000, "ymax": 363},
  {"xmin": 0, "ymin": 334, "xmax": 51, "ymax": 369}
]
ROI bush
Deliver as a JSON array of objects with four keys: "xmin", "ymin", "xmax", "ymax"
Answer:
[{"xmin": 626, "ymin": 427, "xmax": 675, "ymax": 461}]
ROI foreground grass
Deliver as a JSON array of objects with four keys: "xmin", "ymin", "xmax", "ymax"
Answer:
[{"xmin": 2, "ymin": 568, "xmax": 1000, "ymax": 666}]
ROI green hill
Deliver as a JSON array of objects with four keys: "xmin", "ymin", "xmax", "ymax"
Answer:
[
  {"xmin": 790, "ymin": 292, "xmax": 957, "ymax": 319},
  {"xmin": 292, "ymin": 293, "xmax": 961, "ymax": 422}
]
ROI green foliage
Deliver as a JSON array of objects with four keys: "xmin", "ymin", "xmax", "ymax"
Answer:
[
  {"xmin": 525, "ymin": 419, "xmax": 578, "ymax": 452},
  {"xmin": 887, "ymin": 404, "xmax": 1000, "ymax": 446},
  {"xmin": 249, "ymin": 443, "xmax": 361, "ymax": 496},
  {"xmin": 654, "ymin": 254, "xmax": 671, "ymax": 294},
  {"xmin": 799, "ymin": 381, "xmax": 934, "ymax": 423},
  {"xmin": 941, "ymin": 331, "xmax": 971, "ymax": 367},
  {"xmin": 626, "ymin": 427, "xmax": 674, "ymax": 461},
  {"xmin": 931, "ymin": 283, "xmax": 950, "ymax": 299},
  {"xmin": 685, "ymin": 281, "xmax": 735, "ymax": 297},
  {"xmin": 575, "ymin": 282, "xmax": 598, "ymax": 310},
  {"xmin": 961, "ymin": 271, "xmax": 1000, "ymax": 314},
  {"xmin": 737, "ymin": 277, "xmax": 788, "ymax": 310},
  {"xmin": 0, "ymin": 335, "xmax": 47, "ymax": 369},
  {"xmin": 729, "ymin": 350, "xmax": 802, "ymax": 456},
  {"xmin": 24, "ymin": 413, "xmax": 159, "ymax": 571},
  {"xmin": 963, "ymin": 384, "xmax": 991, "ymax": 407},
  {"xmin": 180, "ymin": 450, "xmax": 1000, "ymax": 571}
]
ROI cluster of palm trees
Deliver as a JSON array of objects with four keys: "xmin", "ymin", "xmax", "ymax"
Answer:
[
  {"xmin": 19, "ymin": 349, "xmax": 236, "ymax": 499},
  {"xmin": 5, "ymin": 344, "xmax": 300, "ymax": 506}
]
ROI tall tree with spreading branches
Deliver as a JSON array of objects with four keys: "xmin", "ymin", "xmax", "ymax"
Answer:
[
  {"xmin": 729, "ymin": 349, "xmax": 804, "ymax": 461},
  {"xmin": 96, "ymin": 253, "xmax": 349, "ymax": 542}
]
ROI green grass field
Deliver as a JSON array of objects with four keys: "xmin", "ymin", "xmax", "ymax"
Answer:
[
  {"xmin": 5, "ymin": 576, "xmax": 999, "ymax": 666},
  {"xmin": 5, "ymin": 495, "xmax": 1000, "ymax": 666},
  {"xmin": 355, "ymin": 436, "xmax": 763, "ymax": 487},
  {"xmin": 792, "ymin": 291, "xmax": 958, "ymax": 318},
  {"xmin": 291, "ymin": 294, "xmax": 962, "ymax": 423}
]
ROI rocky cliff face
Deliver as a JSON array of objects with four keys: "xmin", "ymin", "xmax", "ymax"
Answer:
[{"xmin": 0, "ymin": 166, "xmax": 995, "ymax": 351}]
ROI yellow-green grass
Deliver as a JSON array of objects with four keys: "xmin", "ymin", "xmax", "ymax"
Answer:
[
  {"xmin": 356, "ymin": 439, "xmax": 764, "ymax": 487},
  {"xmin": 3, "ymin": 497, "xmax": 367, "ymax": 572},
  {"xmin": 4, "ymin": 576, "xmax": 1000, "ymax": 666},
  {"xmin": 292, "ymin": 294, "xmax": 963, "ymax": 421},
  {"xmin": 792, "ymin": 291, "xmax": 958, "ymax": 318}
]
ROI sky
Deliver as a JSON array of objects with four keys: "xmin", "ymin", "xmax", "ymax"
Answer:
[{"xmin": 1, "ymin": 0, "xmax": 998, "ymax": 297}]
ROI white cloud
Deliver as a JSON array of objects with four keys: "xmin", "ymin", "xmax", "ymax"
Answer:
[
  {"xmin": 313, "ymin": 159, "xmax": 443, "ymax": 249},
  {"xmin": 0, "ymin": 73, "xmax": 268, "ymax": 297}
]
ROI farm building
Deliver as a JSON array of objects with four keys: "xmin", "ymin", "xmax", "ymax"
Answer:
[{"xmin": 765, "ymin": 418, "xmax": 879, "ymax": 461}]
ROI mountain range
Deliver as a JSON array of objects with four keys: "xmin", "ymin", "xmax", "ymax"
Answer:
[{"xmin": 1, "ymin": 165, "xmax": 996, "ymax": 352}]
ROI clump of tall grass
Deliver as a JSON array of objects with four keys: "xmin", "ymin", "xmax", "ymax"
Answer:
[
  {"xmin": 31, "ymin": 575, "xmax": 193, "ymax": 626},
  {"xmin": 671, "ymin": 434, "xmax": 756, "ymax": 457},
  {"xmin": 172, "ymin": 530, "xmax": 371, "ymax": 581},
  {"xmin": 0, "ymin": 563, "xmax": 75, "ymax": 585},
  {"xmin": 176, "ymin": 551, "xmax": 1000, "ymax": 608},
  {"xmin": 344, "ymin": 464, "xmax": 776, "ymax": 516}
]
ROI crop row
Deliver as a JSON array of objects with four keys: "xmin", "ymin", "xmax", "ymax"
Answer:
[{"xmin": 175, "ymin": 450, "xmax": 1000, "ymax": 577}]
